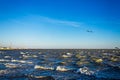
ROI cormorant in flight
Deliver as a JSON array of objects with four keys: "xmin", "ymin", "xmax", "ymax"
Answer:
[{"xmin": 86, "ymin": 30, "xmax": 93, "ymax": 33}]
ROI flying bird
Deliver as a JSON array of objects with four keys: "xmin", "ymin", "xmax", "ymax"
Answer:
[{"xmin": 86, "ymin": 30, "xmax": 93, "ymax": 33}]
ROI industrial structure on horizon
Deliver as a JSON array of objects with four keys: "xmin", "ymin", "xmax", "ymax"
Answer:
[{"xmin": 0, "ymin": 42, "xmax": 13, "ymax": 50}]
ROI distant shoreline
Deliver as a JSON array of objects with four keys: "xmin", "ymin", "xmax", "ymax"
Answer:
[{"xmin": 0, "ymin": 48, "xmax": 119, "ymax": 50}]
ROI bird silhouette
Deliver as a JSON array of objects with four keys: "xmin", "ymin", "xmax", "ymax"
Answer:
[{"xmin": 86, "ymin": 30, "xmax": 93, "ymax": 33}]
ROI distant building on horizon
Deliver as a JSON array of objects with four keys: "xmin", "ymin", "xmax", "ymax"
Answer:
[{"xmin": 0, "ymin": 42, "xmax": 13, "ymax": 50}]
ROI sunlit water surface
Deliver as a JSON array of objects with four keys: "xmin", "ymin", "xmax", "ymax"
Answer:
[{"xmin": 0, "ymin": 49, "xmax": 120, "ymax": 80}]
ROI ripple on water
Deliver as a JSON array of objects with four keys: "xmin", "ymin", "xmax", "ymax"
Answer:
[{"xmin": 0, "ymin": 49, "xmax": 120, "ymax": 80}]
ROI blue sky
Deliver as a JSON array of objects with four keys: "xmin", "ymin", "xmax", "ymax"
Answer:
[{"xmin": 0, "ymin": 0, "xmax": 120, "ymax": 49}]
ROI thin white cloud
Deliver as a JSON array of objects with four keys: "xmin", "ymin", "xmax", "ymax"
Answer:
[
  {"xmin": 19, "ymin": 14, "xmax": 84, "ymax": 28},
  {"xmin": 38, "ymin": 16, "xmax": 82, "ymax": 27},
  {"xmin": 10, "ymin": 15, "xmax": 86, "ymax": 29}
]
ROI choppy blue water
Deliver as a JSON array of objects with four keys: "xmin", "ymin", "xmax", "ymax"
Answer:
[{"xmin": 0, "ymin": 49, "xmax": 120, "ymax": 80}]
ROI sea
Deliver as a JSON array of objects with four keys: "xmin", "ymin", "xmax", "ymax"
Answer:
[{"xmin": 0, "ymin": 49, "xmax": 120, "ymax": 80}]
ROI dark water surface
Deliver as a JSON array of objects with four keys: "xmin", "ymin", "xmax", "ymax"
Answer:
[{"xmin": 0, "ymin": 49, "xmax": 120, "ymax": 80}]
